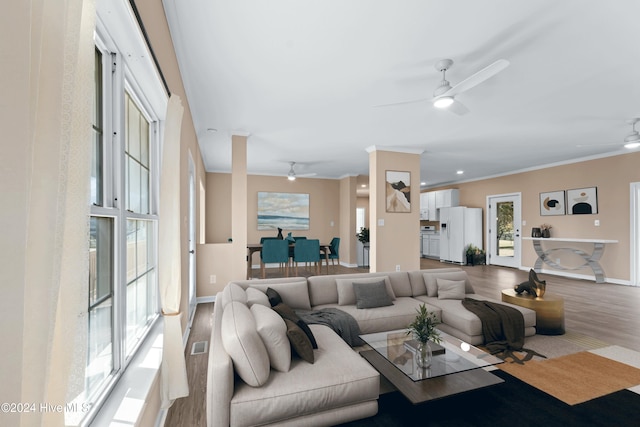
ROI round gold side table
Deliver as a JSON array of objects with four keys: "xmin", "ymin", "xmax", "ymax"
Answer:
[{"xmin": 501, "ymin": 289, "xmax": 565, "ymax": 335}]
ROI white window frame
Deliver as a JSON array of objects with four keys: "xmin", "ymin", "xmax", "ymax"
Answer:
[{"xmin": 77, "ymin": 1, "xmax": 168, "ymax": 424}]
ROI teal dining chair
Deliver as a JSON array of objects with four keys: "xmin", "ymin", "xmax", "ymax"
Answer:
[
  {"xmin": 323, "ymin": 237, "xmax": 340, "ymax": 267},
  {"xmin": 293, "ymin": 239, "xmax": 320, "ymax": 276},
  {"xmin": 261, "ymin": 239, "xmax": 289, "ymax": 278}
]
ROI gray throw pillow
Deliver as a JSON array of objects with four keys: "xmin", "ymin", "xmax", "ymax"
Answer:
[{"xmin": 353, "ymin": 279, "xmax": 394, "ymax": 309}]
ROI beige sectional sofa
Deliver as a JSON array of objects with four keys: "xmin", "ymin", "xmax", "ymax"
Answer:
[{"xmin": 207, "ymin": 268, "xmax": 536, "ymax": 427}]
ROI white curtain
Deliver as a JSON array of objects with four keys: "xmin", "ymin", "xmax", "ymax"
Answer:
[
  {"xmin": 159, "ymin": 94, "xmax": 190, "ymax": 408},
  {"xmin": 19, "ymin": 0, "xmax": 95, "ymax": 425}
]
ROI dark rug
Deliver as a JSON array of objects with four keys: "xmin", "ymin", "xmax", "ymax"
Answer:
[{"xmin": 338, "ymin": 370, "xmax": 640, "ymax": 427}]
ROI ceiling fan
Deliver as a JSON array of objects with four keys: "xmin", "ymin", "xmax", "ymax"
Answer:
[
  {"xmin": 576, "ymin": 118, "xmax": 640, "ymax": 149},
  {"xmin": 376, "ymin": 58, "xmax": 510, "ymax": 115},
  {"xmin": 287, "ymin": 162, "xmax": 317, "ymax": 181}
]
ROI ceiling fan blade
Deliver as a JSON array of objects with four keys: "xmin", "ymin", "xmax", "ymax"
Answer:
[
  {"xmin": 445, "ymin": 59, "xmax": 510, "ymax": 97},
  {"xmin": 373, "ymin": 97, "xmax": 429, "ymax": 108},
  {"xmin": 296, "ymin": 173, "xmax": 317, "ymax": 177},
  {"xmin": 447, "ymin": 99, "xmax": 469, "ymax": 115}
]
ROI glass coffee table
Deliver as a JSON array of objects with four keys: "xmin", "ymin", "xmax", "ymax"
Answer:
[{"xmin": 359, "ymin": 329, "xmax": 504, "ymax": 404}]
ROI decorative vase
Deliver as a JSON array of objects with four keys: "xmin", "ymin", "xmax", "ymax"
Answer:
[
  {"xmin": 541, "ymin": 229, "xmax": 550, "ymax": 238},
  {"xmin": 415, "ymin": 341, "xmax": 433, "ymax": 369},
  {"xmin": 531, "ymin": 227, "xmax": 541, "ymax": 237}
]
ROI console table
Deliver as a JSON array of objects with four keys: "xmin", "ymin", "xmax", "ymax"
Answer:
[{"xmin": 522, "ymin": 237, "xmax": 618, "ymax": 284}]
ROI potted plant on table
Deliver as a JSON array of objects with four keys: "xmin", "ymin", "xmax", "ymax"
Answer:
[
  {"xmin": 407, "ymin": 304, "xmax": 441, "ymax": 369},
  {"xmin": 356, "ymin": 227, "xmax": 369, "ymax": 244}
]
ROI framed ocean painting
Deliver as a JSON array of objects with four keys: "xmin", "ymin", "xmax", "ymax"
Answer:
[{"xmin": 257, "ymin": 192, "xmax": 310, "ymax": 230}]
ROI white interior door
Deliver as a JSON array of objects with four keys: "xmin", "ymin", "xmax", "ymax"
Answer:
[{"xmin": 487, "ymin": 193, "xmax": 521, "ymax": 268}]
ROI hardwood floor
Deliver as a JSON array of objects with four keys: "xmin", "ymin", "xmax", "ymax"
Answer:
[{"xmin": 165, "ymin": 260, "xmax": 640, "ymax": 426}]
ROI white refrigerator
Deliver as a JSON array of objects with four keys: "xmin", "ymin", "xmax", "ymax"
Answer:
[{"xmin": 439, "ymin": 207, "xmax": 483, "ymax": 264}]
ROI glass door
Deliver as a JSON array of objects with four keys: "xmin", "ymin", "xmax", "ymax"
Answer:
[{"xmin": 487, "ymin": 193, "xmax": 521, "ymax": 268}]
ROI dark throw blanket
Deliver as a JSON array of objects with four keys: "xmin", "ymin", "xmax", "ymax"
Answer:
[
  {"xmin": 462, "ymin": 298, "xmax": 545, "ymax": 364},
  {"xmin": 295, "ymin": 308, "xmax": 365, "ymax": 347}
]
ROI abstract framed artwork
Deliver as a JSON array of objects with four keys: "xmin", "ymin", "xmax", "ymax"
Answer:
[
  {"xmin": 257, "ymin": 192, "xmax": 310, "ymax": 230},
  {"xmin": 567, "ymin": 187, "xmax": 598, "ymax": 215},
  {"xmin": 540, "ymin": 190, "xmax": 566, "ymax": 216},
  {"xmin": 386, "ymin": 170, "xmax": 411, "ymax": 213}
]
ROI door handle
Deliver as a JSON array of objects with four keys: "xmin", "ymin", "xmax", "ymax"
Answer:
[{"xmin": 189, "ymin": 250, "xmax": 195, "ymax": 254}]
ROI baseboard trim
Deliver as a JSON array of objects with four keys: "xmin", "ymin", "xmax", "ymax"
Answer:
[{"xmin": 197, "ymin": 295, "xmax": 216, "ymax": 304}]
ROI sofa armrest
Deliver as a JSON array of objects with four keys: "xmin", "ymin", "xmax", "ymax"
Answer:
[{"xmin": 207, "ymin": 293, "xmax": 234, "ymax": 427}]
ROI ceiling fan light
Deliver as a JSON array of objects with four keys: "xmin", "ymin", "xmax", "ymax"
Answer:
[
  {"xmin": 624, "ymin": 141, "xmax": 640, "ymax": 149},
  {"xmin": 624, "ymin": 131, "xmax": 640, "ymax": 149},
  {"xmin": 287, "ymin": 174, "xmax": 296, "ymax": 181},
  {"xmin": 433, "ymin": 96, "xmax": 454, "ymax": 109}
]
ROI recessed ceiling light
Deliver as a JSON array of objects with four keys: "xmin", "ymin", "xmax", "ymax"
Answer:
[
  {"xmin": 456, "ymin": 170, "xmax": 464, "ymax": 175},
  {"xmin": 361, "ymin": 184, "xmax": 367, "ymax": 188},
  {"xmin": 420, "ymin": 182, "xmax": 426, "ymax": 186}
]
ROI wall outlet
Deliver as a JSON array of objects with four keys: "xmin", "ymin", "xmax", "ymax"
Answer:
[
  {"xmin": 395, "ymin": 265, "xmax": 401, "ymax": 272},
  {"xmin": 210, "ymin": 275, "xmax": 216, "ymax": 284}
]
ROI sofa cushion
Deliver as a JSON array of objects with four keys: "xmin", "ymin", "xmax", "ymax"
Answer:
[
  {"xmin": 229, "ymin": 324, "xmax": 379, "ymax": 427},
  {"xmin": 248, "ymin": 280, "xmax": 311, "ymax": 310},
  {"xmin": 423, "ymin": 270, "xmax": 474, "ymax": 297},
  {"xmin": 353, "ymin": 280, "xmax": 394, "ymax": 309},
  {"xmin": 220, "ymin": 282, "xmax": 247, "ymax": 308},
  {"xmin": 250, "ymin": 304, "xmax": 291, "ymax": 372},
  {"xmin": 245, "ymin": 287, "xmax": 270, "ymax": 308},
  {"xmin": 437, "ymin": 278, "xmax": 466, "ymax": 300},
  {"xmin": 336, "ymin": 276, "xmax": 395, "ymax": 306},
  {"xmin": 316, "ymin": 297, "xmax": 441, "ymax": 334},
  {"xmin": 272, "ymin": 303, "xmax": 318, "ymax": 349},
  {"xmin": 284, "ymin": 319, "xmax": 315, "ymax": 363},
  {"xmin": 221, "ymin": 301, "xmax": 270, "ymax": 387}
]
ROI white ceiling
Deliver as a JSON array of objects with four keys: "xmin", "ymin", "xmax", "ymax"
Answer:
[{"xmin": 163, "ymin": 0, "xmax": 640, "ymax": 188}]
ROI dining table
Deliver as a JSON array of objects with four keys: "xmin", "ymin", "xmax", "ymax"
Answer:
[{"xmin": 246, "ymin": 242, "xmax": 331, "ymax": 279}]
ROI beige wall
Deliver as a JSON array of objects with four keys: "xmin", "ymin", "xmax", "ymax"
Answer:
[
  {"xmin": 369, "ymin": 149, "xmax": 421, "ymax": 272},
  {"xmin": 427, "ymin": 151, "xmax": 640, "ymax": 283},
  {"xmin": 340, "ymin": 176, "xmax": 358, "ymax": 266},
  {"xmin": 199, "ymin": 173, "xmax": 343, "ymax": 295}
]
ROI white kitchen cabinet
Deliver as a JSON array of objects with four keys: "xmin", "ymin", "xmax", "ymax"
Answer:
[
  {"xmin": 427, "ymin": 191, "xmax": 437, "ymax": 220},
  {"xmin": 435, "ymin": 189, "xmax": 459, "ymax": 209},
  {"xmin": 419, "ymin": 193, "xmax": 429, "ymax": 220}
]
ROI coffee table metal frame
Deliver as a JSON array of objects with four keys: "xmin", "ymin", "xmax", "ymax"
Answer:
[{"xmin": 359, "ymin": 329, "xmax": 504, "ymax": 404}]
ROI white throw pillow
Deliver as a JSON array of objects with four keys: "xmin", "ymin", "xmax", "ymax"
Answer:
[
  {"xmin": 423, "ymin": 271, "xmax": 474, "ymax": 297},
  {"xmin": 336, "ymin": 276, "xmax": 395, "ymax": 306},
  {"xmin": 220, "ymin": 282, "xmax": 247, "ymax": 308},
  {"xmin": 250, "ymin": 304, "xmax": 291, "ymax": 372},
  {"xmin": 221, "ymin": 301, "xmax": 270, "ymax": 387},
  {"xmin": 248, "ymin": 281, "xmax": 311, "ymax": 310},
  {"xmin": 436, "ymin": 278, "xmax": 466, "ymax": 300},
  {"xmin": 246, "ymin": 287, "xmax": 270, "ymax": 308}
]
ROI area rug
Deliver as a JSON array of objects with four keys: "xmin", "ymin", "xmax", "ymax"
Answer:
[
  {"xmin": 338, "ymin": 370, "xmax": 640, "ymax": 427},
  {"xmin": 499, "ymin": 351, "xmax": 640, "ymax": 405},
  {"xmin": 488, "ymin": 331, "xmax": 610, "ymax": 364}
]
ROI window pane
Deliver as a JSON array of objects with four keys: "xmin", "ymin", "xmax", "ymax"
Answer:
[
  {"xmin": 91, "ymin": 49, "xmax": 103, "ymax": 206},
  {"xmin": 126, "ymin": 220, "xmax": 157, "ymax": 356},
  {"xmin": 496, "ymin": 201, "xmax": 515, "ymax": 257},
  {"xmin": 125, "ymin": 94, "xmax": 151, "ymax": 214},
  {"xmin": 127, "ymin": 157, "xmax": 141, "ymax": 213},
  {"xmin": 87, "ymin": 217, "xmax": 114, "ymax": 401}
]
